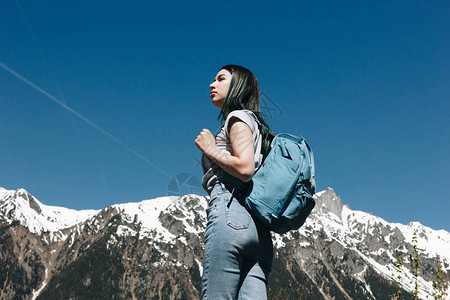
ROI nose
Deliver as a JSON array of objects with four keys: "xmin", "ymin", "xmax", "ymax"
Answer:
[{"xmin": 209, "ymin": 81, "xmax": 216, "ymax": 89}]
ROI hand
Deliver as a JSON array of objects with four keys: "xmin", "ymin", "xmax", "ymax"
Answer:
[{"xmin": 195, "ymin": 129, "xmax": 216, "ymax": 156}]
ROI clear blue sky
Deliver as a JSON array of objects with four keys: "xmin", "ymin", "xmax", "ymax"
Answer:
[{"xmin": 1, "ymin": 1, "xmax": 449, "ymax": 231}]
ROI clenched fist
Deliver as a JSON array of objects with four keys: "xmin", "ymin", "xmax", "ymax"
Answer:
[{"xmin": 195, "ymin": 129, "xmax": 216, "ymax": 156}]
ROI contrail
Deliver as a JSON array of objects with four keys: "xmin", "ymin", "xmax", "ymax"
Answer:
[{"xmin": 0, "ymin": 61, "xmax": 172, "ymax": 179}]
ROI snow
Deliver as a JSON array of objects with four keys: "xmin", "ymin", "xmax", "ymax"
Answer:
[
  {"xmin": 370, "ymin": 248, "xmax": 386, "ymax": 256},
  {"xmin": 178, "ymin": 236, "xmax": 187, "ymax": 246},
  {"xmin": 395, "ymin": 221, "xmax": 450, "ymax": 264},
  {"xmin": 110, "ymin": 196, "xmax": 179, "ymax": 243},
  {"xmin": 272, "ymin": 233, "xmax": 285, "ymax": 248},
  {"xmin": 116, "ymin": 225, "xmax": 137, "ymax": 237},
  {"xmin": 354, "ymin": 265, "xmax": 367, "ymax": 281},
  {"xmin": 0, "ymin": 187, "xmax": 183, "ymax": 243},
  {"xmin": 314, "ymin": 190, "xmax": 328, "ymax": 198},
  {"xmin": 384, "ymin": 231, "xmax": 394, "ymax": 244},
  {"xmin": 329, "ymin": 198, "xmax": 448, "ymax": 297},
  {"xmin": 31, "ymin": 268, "xmax": 48, "ymax": 300},
  {"xmin": 300, "ymin": 188, "xmax": 450, "ymax": 298},
  {"xmin": 2, "ymin": 186, "xmax": 450, "ymax": 299},
  {"xmin": 354, "ymin": 248, "xmax": 434, "ymax": 298},
  {"xmin": 0, "ymin": 188, "xmax": 98, "ymax": 235}
]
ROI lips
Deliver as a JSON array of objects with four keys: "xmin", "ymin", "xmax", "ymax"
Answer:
[{"xmin": 210, "ymin": 91, "xmax": 217, "ymax": 97}]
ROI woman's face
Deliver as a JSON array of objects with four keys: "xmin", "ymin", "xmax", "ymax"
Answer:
[{"xmin": 209, "ymin": 69, "xmax": 231, "ymax": 109}]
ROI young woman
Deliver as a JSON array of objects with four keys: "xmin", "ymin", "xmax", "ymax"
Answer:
[{"xmin": 195, "ymin": 65, "xmax": 275, "ymax": 299}]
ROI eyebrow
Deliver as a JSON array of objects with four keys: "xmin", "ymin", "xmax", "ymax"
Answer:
[{"xmin": 214, "ymin": 74, "xmax": 227, "ymax": 81}]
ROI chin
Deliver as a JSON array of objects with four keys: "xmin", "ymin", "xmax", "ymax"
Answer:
[{"xmin": 212, "ymin": 100, "xmax": 224, "ymax": 109}]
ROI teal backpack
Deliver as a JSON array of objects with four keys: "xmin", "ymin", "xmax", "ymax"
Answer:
[{"xmin": 244, "ymin": 130, "xmax": 316, "ymax": 234}]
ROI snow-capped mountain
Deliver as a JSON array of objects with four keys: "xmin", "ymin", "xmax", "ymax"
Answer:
[
  {"xmin": 0, "ymin": 186, "xmax": 448, "ymax": 299},
  {"xmin": 0, "ymin": 188, "xmax": 98, "ymax": 234},
  {"xmin": 278, "ymin": 189, "xmax": 450, "ymax": 299}
]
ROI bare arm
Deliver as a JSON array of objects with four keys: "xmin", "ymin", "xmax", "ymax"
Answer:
[{"xmin": 195, "ymin": 118, "xmax": 255, "ymax": 182}]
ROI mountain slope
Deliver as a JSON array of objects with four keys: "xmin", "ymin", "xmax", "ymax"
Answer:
[{"xmin": 0, "ymin": 187, "xmax": 448, "ymax": 299}]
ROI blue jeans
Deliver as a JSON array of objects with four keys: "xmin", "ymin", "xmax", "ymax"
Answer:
[{"xmin": 202, "ymin": 182, "xmax": 273, "ymax": 299}]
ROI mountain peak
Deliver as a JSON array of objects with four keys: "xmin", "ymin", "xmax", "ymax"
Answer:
[
  {"xmin": 313, "ymin": 187, "xmax": 344, "ymax": 219},
  {"xmin": 1, "ymin": 186, "xmax": 449, "ymax": 299},
  {"xmin": 18, "ymin": 188, "xmax": 43, "ymax": 214},
  {"xmin": 0, "ymin": 187, "xmax": 99, "ymax": 234}
]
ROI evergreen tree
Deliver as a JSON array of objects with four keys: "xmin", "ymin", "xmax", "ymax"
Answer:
[
  {"xmin": 432, "ymin": 255, "xmax": 449, "ymax": 300},
  {"xmin": 392, "ymin": 254, "xmax": 404, "ymax": 300},
  {"xmin": 410, "ymin": 231, "xmax": 420, "ymax": 299}
]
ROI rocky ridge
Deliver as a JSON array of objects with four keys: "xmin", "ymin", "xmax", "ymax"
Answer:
[{"xmin": 0, "ymin": 186, "xmax": 448, "ymax": 299}]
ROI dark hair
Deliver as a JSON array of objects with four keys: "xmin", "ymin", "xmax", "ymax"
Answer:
[{"xmin": 218, "ymin": 64, "xmax": 275, "ymax": 160}]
